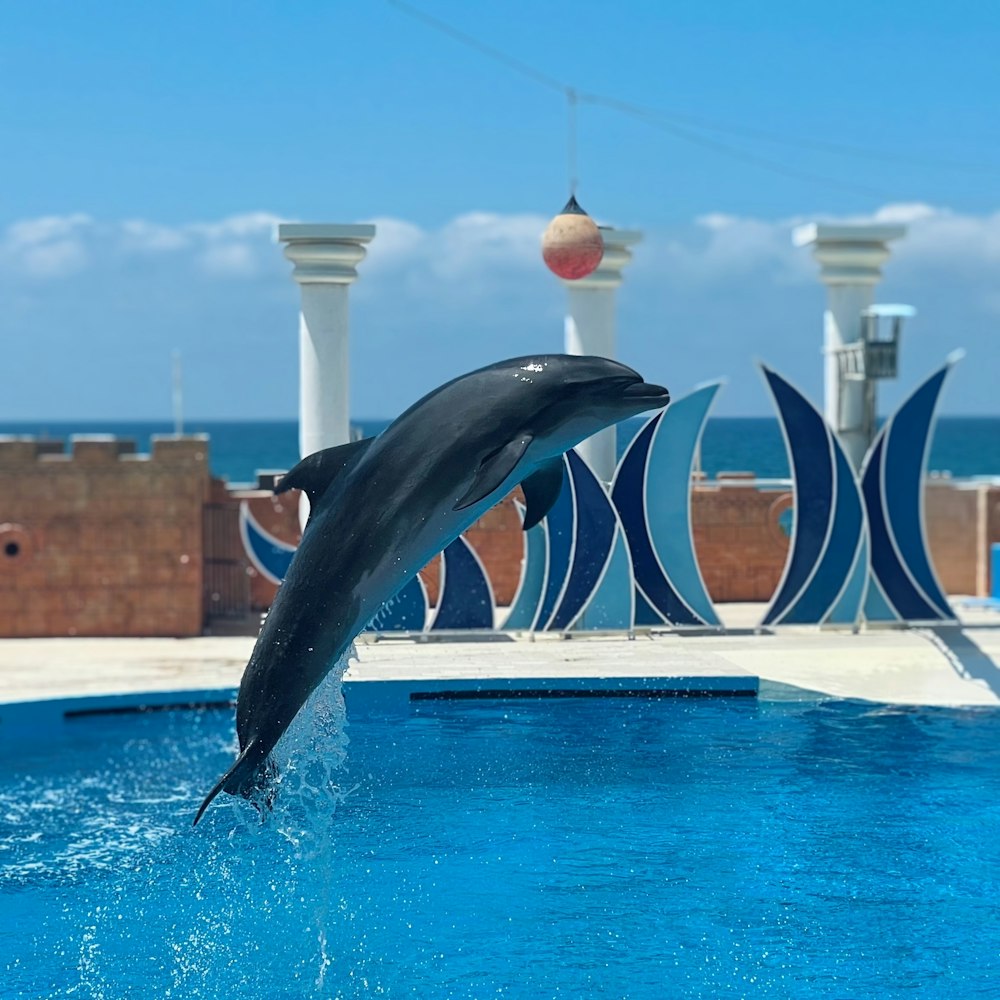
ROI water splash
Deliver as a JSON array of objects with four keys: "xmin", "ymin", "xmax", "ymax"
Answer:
[{"xmin": 23, "ymin": 648, "xmax": 366, "ymax": 997}]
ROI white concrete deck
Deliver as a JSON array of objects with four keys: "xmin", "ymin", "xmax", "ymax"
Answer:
[{"xmin": 1, "ymin": 602, "xmax": 998, "ymax": 716}]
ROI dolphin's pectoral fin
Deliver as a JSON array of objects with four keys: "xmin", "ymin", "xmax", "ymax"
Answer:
[
  {"xmin": 275, "ymin": 438, "xmax": 376, "ymax": 510},
  {"xmin": 520, "ymin": 458, "xmax": 565, "ymax": 531},
  {"xmin": 454, "ymin": 435, "xmax": 533, "ymax": 511}
]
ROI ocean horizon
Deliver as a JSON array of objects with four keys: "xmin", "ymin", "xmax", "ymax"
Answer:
[{"xmin": 4, "ymin": 416, "xmax": 1000, "ymax": 485}]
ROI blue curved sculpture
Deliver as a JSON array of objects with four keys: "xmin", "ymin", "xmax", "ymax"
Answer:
[
  {"xmin": 502, "ymin": 503, "xmax": 548, "ymax": 630},
  {"xmin": 860, "ymin": 360, "xmax": 957, "ymax": 623},
  {"xmin": 239, "ymin": 503, "xmax": 296, "ymax": 585},
  {"xmin": 760, "ymin": 366, "xmax": 867, "ymax": 627},
  {"xmin": 611, "ymin": 383, "xmax": 722, "ymax": 628},
  {"xmin": 503, "ymin": 451, "xmax": 635, "ymax": 632},
  {"xmin": 366, "ymin": 574, "xmax": 428, "ymax": 632},
  {"xmin": 572, "ymin": 523, "xmax": 635, "ymax": 630},
  {"xmin": 532, "ymin": 466, "xmax": 576, "ymax": 630},
  {"xmin": 429, "ymin": 535, "xmax": 496, "ymax": 630},
  {"xmin": 546, "ymin": 450, "xmax": 619, "ymax": 630}
]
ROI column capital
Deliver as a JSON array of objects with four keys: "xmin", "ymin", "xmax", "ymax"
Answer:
[
  {"xmin": 562, "ymin": 227, "xmax": 642, "ymax": 290},
  {"xmin": 793, "ymin": 222, "xmax": 906, "ymax": 286},
  {"xmin": 278, "ymin": 223, "xmax": 376, "ymax": 284}
]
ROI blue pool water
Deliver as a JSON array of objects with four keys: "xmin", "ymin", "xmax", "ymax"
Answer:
[{"xmin": 3, "ymin": 691, "xmax": 1000, "ymax": 998}]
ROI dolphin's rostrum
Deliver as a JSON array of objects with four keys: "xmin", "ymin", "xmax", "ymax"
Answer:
[{"xmin": 194, "ymin": 354, "xmax": 668, "ymax": 824}]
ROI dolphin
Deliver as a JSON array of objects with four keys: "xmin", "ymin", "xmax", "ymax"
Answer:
[{"xmin": 194, "ymin": 354, "xmax": 668, "ymax": 824}]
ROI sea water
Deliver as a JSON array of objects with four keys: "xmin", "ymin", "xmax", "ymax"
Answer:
[
  {"xmin": 3, "ymin": 691, "xmax": 1000, "ymax": 998},
  {"xmin": 3, "ymin": 417, "xmax": 1000, "ymax": 484}
]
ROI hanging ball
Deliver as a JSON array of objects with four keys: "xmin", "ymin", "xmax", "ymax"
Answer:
[{"xmin": 541, "ymin": 195, "xmax": 604, "ymax": 280}]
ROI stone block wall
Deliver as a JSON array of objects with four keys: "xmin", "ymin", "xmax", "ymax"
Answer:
[
  {"xmin": 0, "ymin": 436, "xmax": 210, "ymax": 637},
  {"xmin": 925, "ymin": 481, "xmax": 1000, "ymax": 597},
  {"xmin": 227, "ymin": 477, "xmax": 1000, "ymax": 615},
  {"xmin": 3, "ymin": 430, "xmax": 996, "ymax": 641},
  {"xmin": 689, "ymin": 482, "xmax": 791, "ymax": 603}
]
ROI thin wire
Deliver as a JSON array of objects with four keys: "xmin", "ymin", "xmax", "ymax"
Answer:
[
  {"xmin": 384, "ymin": 0, "xmax": 997, "ymax": 194},
  {"xmin": 567, "ymin": 89, "xmax": 578, "ymax": 196},
  {"xmin": 577, "ymin": 92, "xmax": 889, "ymax": 199},
  {"xmin": 580, "ymin": 93, "xmax": 998, "ymax": 174},
  {"xmin": 384, "ymin": 0, "xmax": 568, "ymax": 94}
]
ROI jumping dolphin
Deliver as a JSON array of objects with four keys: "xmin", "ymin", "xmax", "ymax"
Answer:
[{"xmin": 194, "ymin": 354, "xmax": 669, "ymax": 824}]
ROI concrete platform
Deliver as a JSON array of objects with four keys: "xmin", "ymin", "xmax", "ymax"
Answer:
[{"xmin": 1, "ymin": 599, "xmax": 999, "ymax": 731}]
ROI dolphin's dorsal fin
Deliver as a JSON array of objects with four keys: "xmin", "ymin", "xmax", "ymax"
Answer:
[
  {"xmin": 520, "ymin": 458, "xmax": 565, "ymax": 531},
  {"xmin": 275, "ymin": 438, "xmax": 375, "ymax": 509},
  {"xmin": 454, "ymin": 435, "xmax": 532, "ymax": 511}
]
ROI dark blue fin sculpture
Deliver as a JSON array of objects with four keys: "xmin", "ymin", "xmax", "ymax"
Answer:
[
  {"xmin": 239, "ymin": 502, "xmax": 296, "ymax": 585},
  {"xmin": 760, "ymin": 366, "xmax": 866, "ymax": 627},
  {"xmin": 860, "ymin": 358, "xmax": 959, "ymax": 624},
  {"xmin": 429, "ymin": 535, "xmax": 496, "ymax": 630},
  {"xmin": 366, "ymin": 574, "xmax": 428, "ymax": 632},
  {"xmin": 611, "ymin": 384, "xmax": 722, "ymax": 627},
  {"xmin": 546, "ymin": 450, "xmax": 619, "ymax": 631}
]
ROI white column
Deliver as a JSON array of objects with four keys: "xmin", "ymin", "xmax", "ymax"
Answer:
[
  {"xmin": 792, "ymin": 222, "xmax": 905, "ymax": 470},
  {"xmin": 562, "ymin": 227, "xmax": 642, "ymax": 483},
  {"xmin": 278, "ymin": 223, "xmax": 376, "ymax": 460}
]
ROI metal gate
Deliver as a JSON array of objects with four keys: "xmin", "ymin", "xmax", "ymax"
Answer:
[{"xmin": 202, "ymin": 501, "xmax": 251, "ymax": 625}]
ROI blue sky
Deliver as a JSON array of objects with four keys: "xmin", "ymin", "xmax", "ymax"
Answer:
[{"xmin": 2, "ymin": 1, "xmax": 999, "ymax": 419}]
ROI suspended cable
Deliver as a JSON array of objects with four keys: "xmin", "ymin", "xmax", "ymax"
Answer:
[
  {"xmin": 567, "ymin": 88, "xmax": 578, "ymax": 196},
  {"xmin": 385, "ymin": 0, "xmax": 996, "ymax": 195},
  {"xmin": 579, "ymin": 93, "xmax": 998, "ymax": 174}
]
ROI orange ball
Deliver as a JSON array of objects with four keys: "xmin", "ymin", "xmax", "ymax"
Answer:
[{"xmin": 541, "ymin": 195, "xmax": 604, "ymax": 280}]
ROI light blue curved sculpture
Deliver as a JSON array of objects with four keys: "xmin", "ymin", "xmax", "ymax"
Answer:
[
  {"xmin": 532, "ymin": 465, "xmax": 576, "ymax": 630},
  {"xmin": 860, "ymin": 359, "xmax": 957, "ymax": 624},
  {"xmin": 429, "ymin": 535, "xmax": 496, "ymax": 630},
  {"xmin": 611, "ymin": 384, "xmax": 722, "ymax": 627},
  {"xmin": 503, "ymin": 449, "xmax": 635, "ymax": 632},
  {"xmin": 572, "ymin": 522, "xmax": 634, "ymax": 631},
  {"xmin": 502, "ymin": 503, "xmax": 548, "ymax": 630},
  {"xmin": 760, "ymin": 366, "xmax": 867, "ymax": 627}
]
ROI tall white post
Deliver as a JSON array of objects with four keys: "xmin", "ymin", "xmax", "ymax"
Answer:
[
  {"xmin": 792, "ymin": 222, "xmax": 905, "ymax": 470},
  {"xmin": 278, "ymin": 223, "xmax": 376, "ymax": 461},
  {"xmin": 562, "ymin": 226, "xmax": 642, "ymax": 483}
]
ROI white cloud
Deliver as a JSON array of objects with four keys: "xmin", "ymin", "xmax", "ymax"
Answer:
[
  {"xmin": 197, "ymin": 242, "xmax": 259, "ymax": 277},
  {"xmin": 119, "ymin": 219, "xmax": 190, "ymax": 253},
  {"xmin": 1, "ymin": 212, "xmax": 94, "ymax": 278}
]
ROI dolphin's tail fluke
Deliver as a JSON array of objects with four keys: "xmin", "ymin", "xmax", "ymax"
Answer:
[
  {"xmin": 193, "ymin": 741, "xmax": 273, "ymax": 826},
  {"xmin": 193, "ymin": 766, "xmax": 235, "ymax": 826}
]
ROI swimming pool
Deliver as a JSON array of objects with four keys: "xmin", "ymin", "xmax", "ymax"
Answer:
[{"xmin": 3, "ymin": 688, "xmax": 999, "ymax": 998}]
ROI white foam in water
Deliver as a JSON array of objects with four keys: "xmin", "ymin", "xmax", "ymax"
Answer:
[
  {"xmin": 54, "ymin": 648, "xmax": 362, "ymax": 997},
  {"xmin": 233, "ymin": 646, "xmax": 356, "ymax": 994},
  {"xmin": 240, "ymin": 644, "xmax": 355, "ymax": 844}
]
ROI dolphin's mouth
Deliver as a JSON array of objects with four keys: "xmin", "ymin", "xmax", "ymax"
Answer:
[{"xmin": 623, "ymin": 380, "xmax": 670, "ymax": 405}]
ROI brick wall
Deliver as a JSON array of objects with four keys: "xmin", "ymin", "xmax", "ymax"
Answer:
[
  {"xmin": 925, "ymin": 481, "xmax": 1000, "ymax": 597},
  {"xmin": 0, "ymin": 436, "xmax": 209, "ymax": 637},
  {"xmin": 225, "ymin": 477, "xmax": 1000, "ymax": 612},
  {"xmin": 3, "ymin": 430, "xmax": 995, "ymax": 641},
  {"xmin": 691, "ymin": 481, "xmax": 791, "ymax": 602}
]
